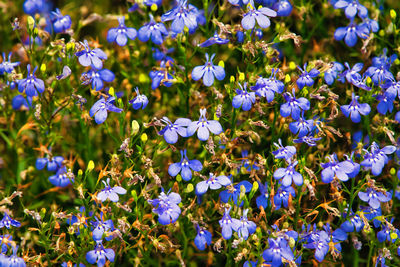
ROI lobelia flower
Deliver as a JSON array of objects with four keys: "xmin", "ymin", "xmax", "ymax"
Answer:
[
  {"xmin": 340, "ymin": 93, "xmax": 371, "ymax": 123},
  {"xmin": 361, "ymin": 142, "xmax": 396, "ymax": 176},
  {"xmin": 377, "ymin": 219, "xmax": 399, "ymax": 243},
  {"xmin": 382, "ymin": 78, "xmax": 400, "ymax": 100},
  {"xmin": 148, "ymin": 189, "xmax": 181, "ymax": 225},
  {"xmin": 50, "ymin": 9, "xmax": 72, "ymax": 33},
  {"xmin": 324, "ymin": 62, "xmax": 344, "ymax": 85},
  {"xmin": 191, "ymin": 53, "xmax": 225, "ymax": 87},
  {"xmin": 343, "ymin": 152, "xmax": 360, "ymax": 178},
  {"xmin": 375, "ymin": 94, "xmax": 394, "ymax": 115},
  {"xmin": 219, "ymin": 207, "xmax": 240, "ymax": 240},
  {"xmin": 320, "ymin": 154, "xmax": 355, "ymax": 183},
  {"xmin": 194, "ymin": 225, "xmax": 212, "ymax": 250},
  {"xmin": 358, "ymin": 188, "xmax": 392, "ymax": 209},
  {"xmin": 293, "ymin": 134, "xmax": 322, "ymax": 147},
  {"xmin": 67, "ymin": 206, "xmax": 92, "ymax": 235},
  {"xmin": 91, "ymin": 215, "xmax": 115, "ymax": 241},
  {"xmin": 75, "ymin": 40, "xmax": 107, "ymax": 69},
  {"xmin": 12, "ymin": 95, "xmax": 32, "ymax": 111},
  {"xmin": 333, "ymin": 0, "xmax": 368, "ymax": 19},
  {"xmin": 274, "ymin": 160, "xmax": 303, "ymax": 186},
  {"xmin": 273, "ymin": 0, "xmax": 293, "ymax": 16},
  {"xmin": 241, "ymin": 1, "xmax": 277, "ymax": 30},
  {"xmin": 334, "ymin": 20, "xmax": 369, "ymax": 47},
  {"xmin": 89, "ymin": 97, "xmax": 123, "ymax": 124},
  {"xmin": 323, "ymin": 223, "xmax": 348, "ymax": 254},
  {"xmin": 338, "ymin": 62, "xmax": 363, "ymax": 84},
  {"xmin": 152, "ymin": 48, "xmax": 175, "ymax": 66},
  {"xmin": 17, "ymin": 64, "xmax": 45, "ymax": 97},
  {"xmin": 159, "ymin": 117, "xmax": 191, "ymax": 144},
  {"xmin": 365, "ymin": 51, "xmax": 395, "ymax": 85},
  {"xmin": 168, "ymin": 150, "xmax": 202, "ymax": 181},
  {"xmin": 198, "ymin": 31, "xmax": 229, "ymax": 47},
  {"xmin": 361, "ymin": 17, "xmax": 379, "ymax": 33},
  {"xmin": 81, "ymin": 68, "xmax": 115, "ymax": 91},
  {"xmin": 86, "ymin": 241, "xmax": 115, "ymax": 267},
  {"xmin": 23, "ymin": 0, "xmax": 44, "ymax": 15},
  {"xmin": 3, "ymin": 246, "xmax": 26, "ymax": 267},
  {"xmin": 262, "ymin": 237, "xmax": 294, "ymax": 266},
  {"xmin": 251, "ymin": 69, "xmax": 284, "ymax": 102},
  {"xmin": 36, "ymin": 155, "xmax": 64, "ymax": 171},
  {"xmin": 56, "ymin": 65, "xmax": 72, "ymax": 80},
  {"xmin": 187, "ymin": 108, "xmax": 223, "ymax": 141},
  {"xmin": 0, "ymin": 213, "xmax": 21, "ymax": 229},
  {"xmin": 303, "ymin": 230, "xmax": 330, "ymax": 262},
  {"xmin": 243, "ymin": 260, "xmax": 258, "ymax": 267},
  {"xmin": 48, "ymin": 166, "xmax": 74, "ymax": 187},
  {"xmin": 289, "ymin": 113, "xmax": 314, "ymax": 137},
  {"xmin": 296, "ymin": 63, "xmax": 320, "ymax": 89},
  {"xmin": 107, "ymin": 17, "xmax": 137, "ymax": 46},
  {"xmin": 0, "ymin": 52, "xmax": 20, "ymax": 74},
  {"xmin": 274, "ymin": 185, "xmax": 296, "ymax": 210},
  {"xmin": 280, "ymin": 89, "xmax": 310, "ymax": 120},
  {"xmin": 256, "ymin": 181, "xmax": 269, "ymax": 209},
  {"xmin": 236, "ymin": 209, "xmax": 257, "ymax": 240},
  {"xmin": 220, "ymin": 180, "xmax": 252, "ymax": 207},
  {"xmin": 129, "ymin": 87, "xmax": 149, "ymax": 110},
  {"xmin": 195, "ymin": 173, "xmax": 232, "ymax": 195},
  {"xmin": 232, "ymin": 82, "xmax": 256, "ymax": 111},
  {"xmin": 238, "ymin": 150, "xmax": 260, "ymax": 172},
  {"xmin": 138, "ymin": 15, "xmax": 168, "ymax": 45},
  {"xmin": 97, "ymin": 178, "xmax": 127, "ymax": 203},
  {"xmin": 272, "ymin": 139, "xmax": 296, "ymax": 160},
  {"xmin": 0, "ymin": 234, "xmax": 12, "ymax": 253},
  {"xmin": 149, "ymin": 63, "xmax": 174, "ymax": 90},
  {"xmin": 340, "ymin": 213, "xmax": 364, "ymax": 232},
  {"xmin": 161, "ymin": 0, "xmax": 202, "ymax": 34}
]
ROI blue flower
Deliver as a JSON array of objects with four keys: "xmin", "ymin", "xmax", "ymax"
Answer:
[
  {"xmin": 377, "ymin": 220, "xmax": 399, "ymax": 243},
  {"xmin": 0, "ymin": 52, "xmax": 20, "ymax": 74},
  {"xmin": 168, "ymin": 150, "xmax": 202, "ymax": 181},
  {"xmin": 97, "ymin": 178, "xmax": 127, "ymax": 203},
  {"xmin": 67, "ymin": 206, "xmax": 92, "ymax": 235},
  {"xmin": 0, "ymin": 234, "xmax": 12, "ymax": 253},
  {"xmin": 82, "ymin": 68, "xmax": 115, "ymax": 91},
  {"xmin": 382, "ymin": 78, "xmax": 400, "ymax": 100},
  {"xmin": 89, "ymin": 97, "xmax": 123, "ymax": 124},
  {"xmin": 293, "ymin": 134, "xmax": 322, "ymax": 147},
  {"xmin": 159, "ymin": 117, "xmax": 191, "ymax": 144},
  {"xmin": 219, "ymin": 207, "xmax": 240, "ymax": 240},
  {"xmin": 338, "ymin": 62, "xmax": 363, "ymax": 84},
  {"xmin": 56, "ymin": 65, "xmax": 72, "ymax": 80},
  {"xmin": 86, "ymin": 241, "xmax": 115, "ymax": 267},
  {"xmin": 220, "ymin": 180, "xmax": 252, "ymax": 207},
  {"xmin": 358, "ymin": 188, "xmax": 392, "ymax": 209},
  {"xmin": 272, "ymin": 139, "xmax": 296, "ymax": 160},
  {"xmin": 191, "ymin": 53, "xmax": 225, "ymax": 87},
  {"xmin": 107, "ymin": 17, "xmax": 137, "ymax": 46},
  {"xmin": 303, "ymin": 230, "xmax": 330, "ymax": 262},
  {"xmin": 48, "ymin": 166, "xmax": 74, "ymax": 187},
  {"xmin": 320, "ymin": 154, "xmax": 355, "ymax": 183},
  {"xmin": 340, "ymin": 93, "xmax": 370, "ymax": 123},
  {"xmin": 75, "ymin": 40, "xmax": 107, "ymax": 69},
  {"xmin": 334, "ymin": 20, "xmax": 369, "ymax": 47},
  {"xmin": 36, "ymin": 155, "xmax": 64, "ymax": 171},
  {"xmin": 324, "ymin": 62, "xmax": 344, "ymax": 85},
  {"xmin": 273, "ymin": 0, "xmax": 293, "ymax": 16},
  {"xmin": 340, "ymin": 213, "xmax": 364, "ymax": 232},
  {"xmin": 323, "ymin": 223, "xmax": 348, "ymax": 253},
  {"xmin": 280, "ymin": 89, "xmax": 310, "ymax": 120},
  {"xmin": 375, "ymin": 94, "xmax": 394, "ymax": 115},
  {"xmin": 161, "ymin": 0, "xmax": 202, "ymax": 34},
  {"xmin": 236, "ymin": 209, "xmax": 257, "ymax": 240},
  {"xmin": 91, "ymin": 215, "xmax": 115, "ymax": 241},
  {"xmin": 274, "ymin": 160, "xmax": 303, "ymax": 186},
  {"xmin": 149, "ymin": 64, "xmax": 174, "ymax": 90},
  {"xmin": 50, "ymin": 9, "xmax": 72, "ymax": 33},
  {"xmin": 365, "ymin": 51, "xmax": 395, "ymax": 85},
  {"xmin": 333, "ymin": 0, "xmax": 368, "ymax": 19},
  {"xmin": 23, "ymin": 0, "xmax": 44, "ymax": 15},
  {"xmin": 361, "ymin": 17, "xmax": 379, "ymax": 33},
  {"xmin": 232, "ymin": 82, "xmax": 256, "ymax": 111},
  {"xmin": 0, "ymin": 213, "xmax": 20, "ymax": 229},
  {"xmin": 343, "ymin": 152, "xmax": 360, "ymax": 178},
  {"xmin": 241, "ymin": 3, "xmax": 277, "ymax": 30},
  {"xmin": 274, "ymin": 185, "xmax": 296, "ymax": 210},
  {"xmin": 187, "ymin": 108, "xmax": 223, "ymax": 141},
  {"xmin": 3, "ymin": 246, "xmax": 25, "ymax": 267},
  {"xmin": 148, "ymin": 190, "xmax": 181, "ymax": 225},
  {"xmin": 198, "ymin": 31, "xmax": 229, "ymax": 47},
  {"xmin": 17, "ymin": 64, "xmax": 45, "ymax": 97},
  {"xmin": 361, "ymin": 141, "xmax": 396, "ymax": 176},
  {"xmin": 251, "ymin": 69, "xmax": 284, "ymax": 102},
  {"xmin": 194, "ymin": 225, "xmax": 212, "ymax": 250},
  {"xmin": 296, "ymin": 63, "xmax": 320, "ymax": 89},
  {"xmin": 262, "ymin": 237, "xmax": 294, "ymax": 266},
  {"xmin": 129, "ymin": 87, "xmax": 148, "ymax": 110},
  {"xmin": 152, "ymin": 48, "xmax": 174, "ymax": 66},
  {"xmin": 195, "ymin": 173, "xmax": 232, "ymax": 195},
  {"xmin": 256, "ymin": 181, "xmax": 269, "ymax": 209},
  {"xmin": 289, "ymin": 113, "xmax": 314, "ymax": 137},
  {"xmin": 138, "ymin": 15, "xmax": 168, "ymax": 45}
]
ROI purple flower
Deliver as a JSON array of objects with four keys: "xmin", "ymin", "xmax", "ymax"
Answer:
[
  {"xmin": 232, "ymin": 82, "xmax": 256, "ymax": 111},
  {"xmin": 56, "ymin": 66, "xmax": 72, "ymax": 80},
  {"xmin": 0, "ymin": 52, "xmax": 20, "ymax": 74},
  {"xmin": 262, "ymin": 237, "xmax": 294, "ymax": 266},
  {"xmin": 194, "ymin": 225, "xmax": 212, "ymax": 250},
  {"xmin": 272, "ymin": 139, "xmax": 296, "ymax": 160},
  {"xmin": 236, "ymin": 209, "xmax": 257, "ymax": 240},
  {"xmin": 91, "ymin": 215, "xmax": 115, "ymax": 241},
  {"xmin": 86, "ymin": 241, "xmax": 115, "ymax": 267},
  {"xmin": 36, "ymin": 155, "xmax": 64, "ymax": 172},
  {"xmin": 320, "ymin": 154, "xmax": 355, "ymax": 183},
  {"xmin": 361, "ymin": 142, "xmax": 396, "ymax": 176},
  {"xmin": 0, "ymin": 213, "xmax": 20, "ymax": 229},
  {"xmin": 187, "ymin": 108, "xmax": 223, "ymax": 141},
  {"xmin": 148, "ymin": 190, "xmax": 181, "ymax": 225},
  {"xmin": 97, "ymin": 178, "xmax": 126, "ymax": 203},
  {"xmin": 358, "ymin": 188, "xmax": 392, "ymax": 209},
  {"xmin": 334, "ymin": 20, "xmax": 369, "ymax": 47},
  {"xmin": 129, "ymin": 87, "xmax": 148, "ymax": 110},
  {"xmin": 219, "ymin": 207, "xmax": 240, "ymax": 240},
  {"xmin": 195, "ymin": 173, "xmax": 232, "ymax": 195},
  {"xmin": 138, "ymin": 15, "xmax": 168, "ymax": 45},
  {"xmin": 161, "ymin": 0, "xmax": 202, "ymax": 34},
  {"xmin": 220, "ymin": 180, "xmax": 252, "ymax": 207},
  {"xmin": 340, "ymin": 93, "xmax": 370, "ymax": 123},
  {"xmin": 241, "ymin": 4, "xmax": 277, "ymax": 30},
  {"xmin": 280, "ymin": 89, "xmax": 310, "ymax": 120},
  {"xmin": 168, "ymin": 150, "xmax": 202, "ymax": 181},
  {"xmin": 51, "ymin": 9, "xmax": 72, "ymax": 33},
  {"xmin": 191, "ymin": 53, "xmax": 225, "ymax": 87},
  {"xmin": 256, "ymin": 181, "xmax": 269, "ymax": 209},
  {"xmin": 324, "ymin": 62, "xmax": 344, "ymax": 85},
  {"xmin": 89, "ymin": 97, "xmax": 123, "ymax": 124},
  {"xmin": 107, "ymin": 17, "xmax": 137, "ymax": 46},
  {"xmin": 17, "ymin": 64, "xmax": 45, "ymax": 97},
  {"xmin": 82, "ymin": 68, "xmax": 115, "ymax": 91},
  {"xmin": 333, "ymin": 0, "xmax": 368, "ymax": 19},
  {"xmin": 274, "ymin": 160, "xmax": 303, "ymax": 186},
  {"xmin": 198, "ymin": 31, "xmax": 229, "ymax": 47},
  {"xmin": 274, "ymin": 185, "xmax": 296, "ymax": 210},
  {"xmin": 75, "ymin": 40, "xmax": 107, "ymax": 69},
  {"xmin": 159, "ymin": 117, "xmax": 191, "ymax": 144},
  {"xmin": 296, "ymin": 63, "xmax": 320, "ymax": 89},
  {"xmin": 48, "ymin": 166, "xmax": 74, "ymax": 187}
]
